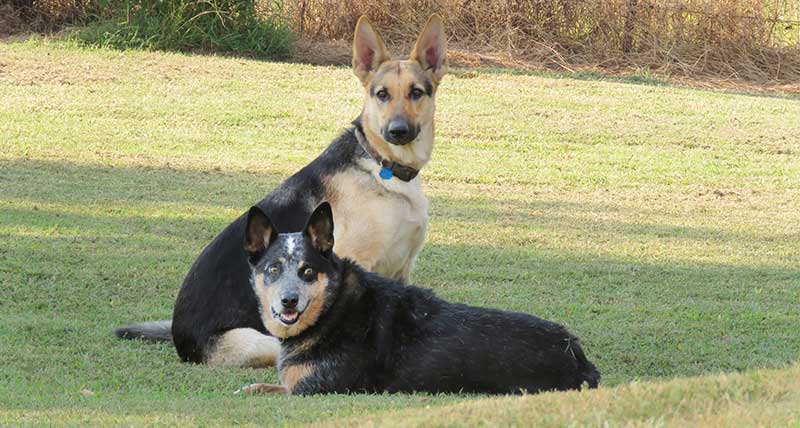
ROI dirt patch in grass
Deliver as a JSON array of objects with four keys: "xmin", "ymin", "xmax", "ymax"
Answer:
[{"xmin": 0, "ymin": 57, "xmax": 120, "ymax": 86}]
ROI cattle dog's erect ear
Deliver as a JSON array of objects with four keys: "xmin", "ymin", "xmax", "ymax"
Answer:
[
  {"xmin": 244, "ymin": 206, "xmax": 277, "ymax": 259},
  {"xmin": 410, "ymin": 14, "xmax": 447, "ymax": 85},
  {"xmin": 352, "ymin": 16, "xmax": 390, "ymax": 85},
  {"xmin": 304, "ymin": 202, "xmax": 334, "ymax": 254}
]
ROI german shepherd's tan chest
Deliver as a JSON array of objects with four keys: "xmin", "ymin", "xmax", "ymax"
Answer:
[{"xmin": 326, "ymin": 160, "xmax": 428, "ymax": 282}]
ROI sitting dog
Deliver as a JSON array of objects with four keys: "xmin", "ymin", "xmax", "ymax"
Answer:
[
  {"xmin": 237, "ymin": 202, "xmax": 601, "ymax": 395},
  {"xmin": 115, "ymin": 15, "xmax": 448, "ymax": 368}
]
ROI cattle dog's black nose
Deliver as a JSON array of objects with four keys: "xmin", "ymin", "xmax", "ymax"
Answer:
[{"xmin": 281, "ymin": 294, "xmax": 299, "ymax": 309}]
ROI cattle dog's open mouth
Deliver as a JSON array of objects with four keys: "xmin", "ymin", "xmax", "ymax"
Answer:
[{"xmin": 272, "ymin": 307, "xmax": 303, "ymax": 326}]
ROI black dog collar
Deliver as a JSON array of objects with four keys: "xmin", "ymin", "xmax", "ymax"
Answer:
[{"xmin": 353, "ymin": 127, "xmax": 420, "ymax": 182}]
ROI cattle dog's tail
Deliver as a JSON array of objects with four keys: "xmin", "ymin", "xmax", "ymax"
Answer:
[{"xmin": 115, "ymin": 320, "xmax": 173, "ymax": 343}]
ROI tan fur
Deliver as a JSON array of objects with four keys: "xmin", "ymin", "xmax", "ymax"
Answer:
[
  {"xmin": 222, "ymin": 16, "xmax": 445, "ymax": 372},
  {"xmin": 329, "ymin": 15, "xmax": 444, "ymax": 282},
  {"xmin": 280, "ymin": 363, "xmax": 314, "ymax": 392},
  {"xmin": 307, "ymin": 224, "xmax": 333, "ymax": 252},
  {"xmin": 352, "ymin": 17, "xmax": 391, "ymax": 85},
  {"xmin": 244, "ymin": 214, "xmax": 273, "ymax": 253},
  {"xmin": 288, "ymin": 273, "xmax": 327, "ymax": 333},
  {"xmin": 205, "ymin": 327, "xmax": 280, "ymax": 368},
  {"xmin": 325, "ymin": 165, "xmax": 428, "ymax": 282},
  {"xmin": 361, "ymin": 113, "xmax": 434, "ymax": 170},
  {"xmin": 360, "ymin": 61, "xmax": 437, "ymax": 170},
  {"xmin": 283, "ymin": 335, "xmax": 319, "ymax": 359},
  {"xmin": 354, "ymin": 15, "xmax": 446, "ymax": 172},
  {"xmin": 254, "ymin": 273, "xmax": 329, "ymax": 339},
  {"xmin": 410, "ymin": 15, "xmax": 448, "ymax": 84}
]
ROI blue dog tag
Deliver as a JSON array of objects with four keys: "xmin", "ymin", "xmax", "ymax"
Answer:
[{"xmin": 379, "ymin": 167, "xmax": 393, "ymax": 180}]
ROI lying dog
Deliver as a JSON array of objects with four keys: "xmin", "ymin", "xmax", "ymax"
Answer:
[
  {"xmin": 115, "ymin": 15, "xmax": 448, "ymax": 368},
  {"xmin": 237, "ymin": 203, "xmax": 601, "ymax": 395}
]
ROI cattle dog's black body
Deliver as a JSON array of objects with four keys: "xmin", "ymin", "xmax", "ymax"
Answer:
[
  {"xmin": 115, "ymin": 16, "xmax": 450, "ymax": 366},
  {"xmin": 241, "ymin": 203, "xmax": 601, "ymax": 395},
  {"xmin": 286, "ymin": 264, "xmax": 600, "ymax": 395},
  {"xmin": 171, "ymin": 124, "xmax": 364, "ymax": 363}
]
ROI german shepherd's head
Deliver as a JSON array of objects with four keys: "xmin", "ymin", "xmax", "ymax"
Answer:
[
  {"xmin": 353, "ymin": 15, "xmax": 447, "ymax": 170},
  {"xmin": 244, "ymin": 203, "xmax": 338, "ymax": 339}
]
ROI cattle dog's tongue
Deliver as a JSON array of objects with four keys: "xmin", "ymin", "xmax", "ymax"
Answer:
[{"xmin": 281, "ymin": 311, "xmax": 298, "ymax": 322}]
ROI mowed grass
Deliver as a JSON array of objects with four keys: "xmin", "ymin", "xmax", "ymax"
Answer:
[{"xmin": 1, "ymin": 38, "xmax": 799, "ymax": 426}]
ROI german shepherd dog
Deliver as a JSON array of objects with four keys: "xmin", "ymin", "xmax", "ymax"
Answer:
[
  {"xmin": 236, "ymin": 203, "xmax": 601, "ymax": 395},
  {"xmin": 115, "ymin": 16, "xmax": 448, "ymax": 368}
]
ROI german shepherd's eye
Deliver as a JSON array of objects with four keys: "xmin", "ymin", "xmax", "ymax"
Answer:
[
  {"xmin": 410, "ymin": 87, "xmax": 424, "ymax": 100},
  {"xmin": 268, "ymin": 263, "xmax": 281, "ymax": 276},
  {"xmin": 376, "ymin": 89, "xmax": 389, "ymax": 102},
  {"xmin": 301, "ymin": 267, "xmax": 315, "ymax": 282}
]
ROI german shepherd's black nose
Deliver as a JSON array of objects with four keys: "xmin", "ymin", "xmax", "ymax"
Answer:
[
  {"xmin": 386, "ymin": 120, "xmax": 414, "ymax": 145},
  {"xmin": 281, "ymin": 294, "xmax": 299, "ymax": 309},
  {"xmin": 388, "ymin": 121, "xmax": 409, "ymax": 139}
]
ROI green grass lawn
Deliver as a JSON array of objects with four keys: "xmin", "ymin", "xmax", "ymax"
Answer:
[{"xmin": 1, "ymin": 38, "xmax": 799, "ymax": 426}]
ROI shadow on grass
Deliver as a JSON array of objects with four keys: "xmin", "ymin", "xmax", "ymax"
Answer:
[
  {"xmin": 431, "ymin": 194, "xmax": 800, "ymax": 246},
  {"xmin": 1, "ymin": 157, "xmax": 798, "ymax": 387},
  {"xmin": 0, "ymin": 157, "xmax": 290, "ymax": 208}
]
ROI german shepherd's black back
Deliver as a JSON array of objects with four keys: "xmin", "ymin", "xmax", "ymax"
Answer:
[
  {"xmin": 169, "ymin": 133, "xmax": 358, "ymax": 363},
  {"xmin": 116, "ymin": 15, "xmax": 448, "ymax": 368},
  {"xmin": 240, "ymin": 203, "xmax": 601, "ymax": 395}
]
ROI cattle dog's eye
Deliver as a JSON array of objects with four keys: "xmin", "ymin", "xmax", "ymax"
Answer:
[
  {"xmin": 268, "ymin": 263, "xmax": 281, "ymax": 277},
  {"xmin": 410, "ymin": 87, "xmax": 424, "ymax": 100},
  {"xmin": 301, "ymin": 267, "xmax": 315, "ymax": 282},
  {"xmin": 376, "ymin": 89, "xmax": 389, "ymax": 102}
]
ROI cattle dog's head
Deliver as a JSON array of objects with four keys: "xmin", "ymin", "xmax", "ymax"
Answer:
[
  {"xmin": 243, "ymin": 203, "xmax": 338, "ymax": 339},
  {"xmin": 353, "ymin": 15, "xmax": 447, "ymax": 169}
]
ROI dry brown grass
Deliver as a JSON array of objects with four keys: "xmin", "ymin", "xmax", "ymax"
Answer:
[
  {"xmin": 3, "ymin": 0, "xmax": 799, "ymax": 92},
  {"xmin": 287, "ymin": 0, "xmax": 800, "ymax": 90},
  {"xmin": 0, "ymin": 0, "xmax": 87, "ymax": 35},
  {"xmin": 0, "ymin": 3, "xmax": 26, "ymax": 36}
]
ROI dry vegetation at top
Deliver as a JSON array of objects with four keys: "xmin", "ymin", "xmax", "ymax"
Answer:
[
  {"xmin": 2, "ymin": 0, "xmax": 799, "ymax": 92},
  {"xmin": 0, "ymin": 0, "xmax": 87, "ymax": 35},
  {"xmin": 288, "ymin": 0, "xmax": 800, "ymax": 92}
]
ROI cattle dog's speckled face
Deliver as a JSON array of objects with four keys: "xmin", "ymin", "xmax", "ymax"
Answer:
[
  {"xmin": 244, "ymin": 203, "xmax": 336, "ymax": 339},
  {"xmin": 352, "ymin": 15, "xmax": 447, "ymax": 167}
]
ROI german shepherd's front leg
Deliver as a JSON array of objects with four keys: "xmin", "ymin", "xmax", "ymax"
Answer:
[{"xmin": 205, "ymin": 328, "xmax": 280, "ymax": 368}]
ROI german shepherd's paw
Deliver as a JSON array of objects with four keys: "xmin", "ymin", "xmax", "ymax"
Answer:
[{"xmin": 234, "ymin": 383, "xmax": 289, "ymax": 395}]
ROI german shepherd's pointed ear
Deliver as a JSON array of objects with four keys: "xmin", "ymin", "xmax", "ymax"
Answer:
[
  {"xmin": 304, "ymin": 202, "xmax": 334, "ymax": 255},
  {"xmin": 410, "ymin": 14, "xmax": 447, "ymax": 85},
  {"xmin": 352, "ymin": 16, "xmax": 390, "ymax": 85},
  {"xmin": 244, "ymin": 206, "xmax": 277, "ymax": 260}
]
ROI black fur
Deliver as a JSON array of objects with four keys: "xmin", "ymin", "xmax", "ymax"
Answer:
[
  {"xmin": 251, "ymin": 206, "xmax": 601, "ymax": 395},
  {"xmin": 114, "ymin": 123, "xmax": 366, "ymax": 362},
  {"xmin": 113, "ymin": 321, "xmax": 173, "ymax": 343},
  {"xmin": 278, "ymin": 259, "xmax": 600, "ymax": 395}
]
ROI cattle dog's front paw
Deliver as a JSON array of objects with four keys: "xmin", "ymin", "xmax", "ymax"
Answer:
[{"xmin": 234, "ymin": 383, "xmax": 289, "ymax": 395}]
